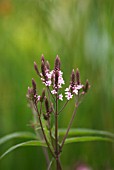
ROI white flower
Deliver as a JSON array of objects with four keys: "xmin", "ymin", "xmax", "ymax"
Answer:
[
  {"xmin": 58, "ymin": 71, "xmax": 65, "ymax": 88},
  {"xmin": 37, "ymin": 95, "xmax": 41, "ymax": 102},
  {"xmin": 59, "ymin": 70, "xmax": 63, "ymax": 75},
  {"xmin": 65, "ymin": 92, "xmax": 73, "ymax": 100},
  {"xmin": 58, "ymin": 76, "xmax": 65, "ymax": 85},
  {"xmin": 76, "ymin": 85, "xmax": 83, "ymax": 90},
  {"xmin": 51, "ymin": 89, "xmax": 57, "ymax": 94},
  {"xmin": 46, "ymin": 70, "xmax": 54, "ymax": 79},
  {"xmin": 59, "ymin": 94, "xmax": 63, "ymax": 101},
  {"xmin": 41, "ymin": 69, "xmax": 65, "ymax": 89},
  {"xmin": 45, "ymin": 80, "xmax": 51, "ymax": 86},
  {"xmin": 65, "ymin": 87, "xmax": 70, "ymax": 91},
  {"xmin": 73, "ymin": 88, "xmax": 78, "ymax": 95}
]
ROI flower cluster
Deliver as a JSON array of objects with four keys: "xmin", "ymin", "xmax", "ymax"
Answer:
[
  {"xmin": 39, "ymin": 55, "xmax": 65, "ymax": 101},
  {"xmin": 27, "ymin": 55, "xmax": 90, "ymax": 104},
  {"xmin": 65, "ymin": 69, "xmax": 83, "ymax": 100}
]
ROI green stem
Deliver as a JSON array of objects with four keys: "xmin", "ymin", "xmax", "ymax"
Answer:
[
  {"xmin": 55, "ymin": 94, "xmax": 58, "ymax": 155},
  {"xmin": 60, "ymin": 103, "xmax": 78, "ymax": 150},
  {"xmin": 34, "ymin": 104, "xmax": 55, "ymax": 158},
  {"xmin": 58, "ymin": 100, "xmax": 69, "ymax": 114}
]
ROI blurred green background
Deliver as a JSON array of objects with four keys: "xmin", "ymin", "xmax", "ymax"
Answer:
[{"xmin": 0, "ymin": 0, "xmax": 114, "ymax": 169}]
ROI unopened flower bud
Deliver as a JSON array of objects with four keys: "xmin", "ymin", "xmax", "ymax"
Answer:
[
  {"xmin": 46, "ymin": 61, "xmax": 50, "ymax": 70},
  {"xmin": 83, "ymin": 79, "xmax": 90, "ymax": 93},
  {"xmin": 26, "ymin": 87, "xmax": 34, "ymax": 100},
  {"xmin": 76, "ymin": 68, "xmax": 80, "ymax": 85},
  {"xmin": 27, "ymin": 86, "xmax": 32, "ymax": 95},
  {"xmin": 32, "ymin": 78, "xmax": 36, "ymax": 95},
  {"xmin": 71, "ymin": 69, "xmax": 75, "ymax": 86},
  {"xmin": 34, "ymin": 61, "xmax": 40, "ymax": 77},
  {"xmin": 40, "ymin": 89, "xmax": 45, "ymax": 102},
  {"xmin": 45, "ymin": 97, "xmax": 49, "ymax": 113},
  {"xmin": 41, "ymin": 61, "xmax": 46, "ymax": 78},
  {"xmin": 54, "ymin": 55, "xmax": 60, "ymax": 70},
  {"xmin": 41, "ymin": 54, "xmax": 45, "ymax": 62}
]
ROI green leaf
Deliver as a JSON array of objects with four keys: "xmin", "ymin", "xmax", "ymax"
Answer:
[
  {"xmin": 0, "ymin": 132, "xmax": 37, "ymax": 145},
  {"xmin": 47, "ymin": 158, "xmax": 54, "ymax": 170},
  {"xmin": 59, "ymin": 128, "xmax": 114, "ymax": 138},
  {"xmin": 64, "ymin": 136, "xmax": 113, "ymax": 145},
  {"xmin": 0, "ymin": 140, "xmax": 47, "ymax": 160}
]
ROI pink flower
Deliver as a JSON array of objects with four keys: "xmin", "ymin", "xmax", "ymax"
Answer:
[
  {"xmin": 44, "ymin": 80, "xmax": 51, "ymax": 86},
  {"xmin": 65, "ymin": 87, "xmax": 70, "ymax": 92},
  {"xmin": 41, "ymin": 69, "xmax": 65, "ymax": 89},
  {"xmin": 73, "ymin": 88, "xmax": 78, "ymax": 95},
  {"xmin": 51, "ymin": 89, "xmax": 57, "ymax": 94},
  {"xmin": 59, "ymin": 94, "xmax": 63, "ymax": 101},
  {"xmin": 46, "ymin": 70, "xmax": 53, "ymax": 79},
  {"xmin": 65, "ymin": 91, "xmax": 73, "ymax": 100},
  {"xmin": 37, "ymin": 95, "xmax": 41, "ymax": 102},
  {"xmin": 76, "ymin": 84, "xmax": 83, "ymax": 90}
]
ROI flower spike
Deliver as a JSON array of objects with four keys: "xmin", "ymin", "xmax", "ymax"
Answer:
[
  {"xmin": 34, "ymin": 61, "xmax": 40, "ymax": 77},
  {"xmin": 76, "ymin": 68, "xmax": 80, "ymax": 85},
  {"xmin": 32, "ymin": 78, "xmax": 36, "ymax": 95},
  {"xmin": 55, "ymin": 55, "xmax": 60, "ymax": 71}
]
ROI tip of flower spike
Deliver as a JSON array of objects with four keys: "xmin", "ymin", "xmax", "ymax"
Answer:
[
  {"xmin": 46, "ymin": 61, "xmax": 50, "ymax": 70},
  {"xmin": 41, "ymin": 60, "xmax": 46, "ymax": 77},
  {"xmin": 27, "ymin": 86, "xmax": 34, "ymax": 99},
  {"xmin": 71, "ymin": 69, "xmax": 75, "ymax": 84},
  {"xmin": 32, "ymin": 78, "xmax": 36, "ymax": 94},
  {"xmin": 28, "ymin": 86, "xmax": 30, "ymax": 90},
  {"xmin": 83, "ymin": 79, "xmax": 90, "ymax": 93},
  {"xmin": 41, "ymin": 54, "xmax": 45, "ymax": 62},
  {"xmin": 76, "ymin": 68, "xmax": 80, "ymax": 85},
  {"xmin": 55, "ymin": 55, "xmax": 60, "ymax": 70},
  {"xmin": 34, "ymin": 61, "xmax": 40, "ymax": 77},
  {"xmin": 34, "ymin": 61, "xmax": 36, "ymax": 65},
  {"xmin": 32, "ymin": 78, "xmax": 36, "ymax": 87},
  {"xmin": 56, "ymin": 55, "xmax": 59, "ymax": 60},
  {"xmin": 76, "ymin": 68, "xmax": 79, "ymax": 72}
]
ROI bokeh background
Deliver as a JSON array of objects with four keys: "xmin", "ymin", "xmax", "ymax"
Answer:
[{"xmin": 0, "ymin": 0, "xmax": 114, "ymax": 169}]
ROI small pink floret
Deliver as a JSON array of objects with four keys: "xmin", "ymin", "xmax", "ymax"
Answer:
[
  {"xmin": 37, "ymin": 95, "xmax": 41, "ymax": 101},
  {"xmin": 59, "ymin": 94, "xmax": 63, "ymax": 101},
  {"xmin": 76, "ymin": 84, "xmax": 83, "ymax": 90},
  {"xmin": 73, "ymin": 88, "xmax": 78, "ymax": 95},
  {"xmin": 51, "ymin": 89, "xmax": 57, "ymax": 94},
  {"xmin": 65, "ymin": 92, "xmax": 73, "ymax": 100},
  {"xmin": 45, "ymin": 80, "xmax": 51, "ymax": 86}
]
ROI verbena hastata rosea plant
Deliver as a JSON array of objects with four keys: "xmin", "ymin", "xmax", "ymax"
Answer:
[
  {"xmin": 26, "ymin": 55, "xmax": 90, "ymax": 170},
  {"xmin": 1, "ymin": 55, "xmax": 114, "ymax": 170}
]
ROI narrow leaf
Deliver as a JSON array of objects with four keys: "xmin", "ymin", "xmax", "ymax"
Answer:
[
  {"xmin": 59, "ymin": 128, "xmax": 114, "ymax": 138},
  {"xmin": 64, "ymin": 136, "xmax": 113, "ymax": 145},
  {"xmin": 47, "ymin": 158, "xmax": 54, "ymax": 170},
  {"xmin": 0, "ymin": 140, "xmax": 47, "ymax": 160},
  {"xmin": 0, "ymin": 132, "xmax": 37, "ymax": 145}
]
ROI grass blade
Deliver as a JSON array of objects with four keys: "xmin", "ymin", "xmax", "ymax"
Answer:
[
  {"xmin": 0, "ymin": 140, "xmax": 47, "ymax": 159},
  {"xmin": 0, "ymin": 132, "xmax": 37, "ymax": 145},
  {"xmin": 64, "ymin": 136, "xmax": 113, "ymax": 145},
  {"xmin": 59, "ymin": 128, "xmax": 114, "ymax": 138}
]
